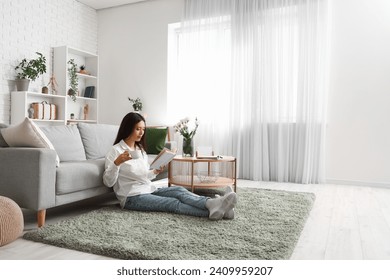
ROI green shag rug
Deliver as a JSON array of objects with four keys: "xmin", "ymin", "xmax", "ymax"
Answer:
[{"xmin": 23, "ymin": 188, "xmax": 315, "ymax": 260}]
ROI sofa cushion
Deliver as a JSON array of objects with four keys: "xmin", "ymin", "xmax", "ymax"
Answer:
[
  {"xmin": 77, "ymin": 123, "xmax": 118, "ymax": 160},
  {"xmin": 40, "ymin": 125, "xmax": 86, "ymax": 162},
  {"xmin": 56, "ymin": 159, "xmax": 105, "ymax": 194},
  {"xmin": 0, "ymin": 123, "xmax": 9, "ymax": 147},
  {"xmin": 145, "ymin": 127, "xmax": 168, "ymax": 155},
  {"xmin": 1, "ymin": 118, "xmax": 59, "ymax": 166}
]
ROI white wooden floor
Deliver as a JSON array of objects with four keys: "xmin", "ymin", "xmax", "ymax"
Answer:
[{"xmin": 1, "ymin": 180, "xmax": 390, "ymax": 260}]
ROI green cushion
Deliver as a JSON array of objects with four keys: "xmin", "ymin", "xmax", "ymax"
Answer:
[{"xmin": 145, "ymin": 127, "xmax": 167, "ymax": 154}]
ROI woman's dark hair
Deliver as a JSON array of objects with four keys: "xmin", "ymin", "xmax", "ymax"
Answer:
[{"xmin": 114, "ymin": 112, "xmax": 146, "ymax": 151}]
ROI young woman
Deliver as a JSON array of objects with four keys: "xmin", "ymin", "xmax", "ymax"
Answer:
[{"xmin": 103, "ymin": 112, "xmax": 237, "ymax": 220}]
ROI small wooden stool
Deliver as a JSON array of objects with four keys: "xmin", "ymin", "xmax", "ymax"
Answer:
[{"xmin": 0, "ymin": 196, "xmax": 24, "ymax": 246}]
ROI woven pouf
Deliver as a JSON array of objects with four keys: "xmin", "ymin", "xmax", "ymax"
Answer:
[{"xmin": 0, "ymin": 196, "xmax": 24, "ymax": 246}]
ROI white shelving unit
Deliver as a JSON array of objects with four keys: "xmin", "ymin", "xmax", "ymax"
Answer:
[
  {"xmin": 54, "ymin": 45, "xmax": 98, "ymax": 124},
  {"xmin": 10, "ymin": 91, "xmax": 66, "ymax": 125},
  {"xmin": 10, "ymin": 46, "xmax": 98, "ymax": 126}
]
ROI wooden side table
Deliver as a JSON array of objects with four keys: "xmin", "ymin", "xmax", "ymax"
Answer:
[{"xmin": 168, "ymin": 155, "xmax": 237, "ymax": 193}]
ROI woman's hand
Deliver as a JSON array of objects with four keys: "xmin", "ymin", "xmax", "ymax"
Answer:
[
  {"xmin": 114, "ymin": 151, "xmax": 132, "ymax": 166},
  {"xmin": 153, "ymin": 166, "xmax": 165, "ymax": 174}
]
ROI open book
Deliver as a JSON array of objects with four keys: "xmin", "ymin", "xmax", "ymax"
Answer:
[{"xmin": 150, "ymin": 148, "xmax": 177, "ymax": 169}]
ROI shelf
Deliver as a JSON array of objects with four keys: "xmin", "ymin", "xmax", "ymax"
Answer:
[
  {"xmin": 53, "ymin": 45, "xmax": 99, "ymax": 124},
  {"xmin": 67, "ymin": 119, "xmax": 97, "ymax": 123},
  {"xmin": 71, "ymin": 96, "xmax": 97, "ymax": 102},
  {"xmin": 76, "ymin": 73, "xmax": 97, "ymax": 79},
  {"xmin": 11, "ymin": 45, "xmax": 99, "ymax": 126},
  {"xmin": 29, "ymin": 119, "xmax": 66, "ymax": 123},
  {"xmin": 170, "ymin": 175, "xmax": 234, "ymax": 188},
  {"xmin": 68, "ymin": 46, "xmax": 97, "ymax": 57},
  {"xmin": 22, "ymin": 92, "xmax": 66, "ymax": 99},
  {"xmin": 11, "ymin": 91, "xmax": 66, "ymax": 125}
]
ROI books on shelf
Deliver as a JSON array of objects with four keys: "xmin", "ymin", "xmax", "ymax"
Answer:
[
  {"xmin": 31, "ymin": 101, "xmax": 57, "ymax": 120},
  {"xmin": 150, "ymin": 148, "xmax": 177, "ymax": 169}
]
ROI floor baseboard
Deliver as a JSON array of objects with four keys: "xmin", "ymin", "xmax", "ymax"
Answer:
[{"xmin": 326, "ymin": 178, "xmax": 390, "ymax": 188}]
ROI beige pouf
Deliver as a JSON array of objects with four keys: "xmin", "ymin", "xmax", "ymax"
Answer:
[{"xmin": 0, "ymin": 196, "xmax": 24, "ymax": 246}]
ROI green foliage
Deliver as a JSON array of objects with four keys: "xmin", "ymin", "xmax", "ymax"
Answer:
[
  {"xmin": 128, "ymin": 97, "xmax": 143, "ymax": 111},
  {"xmin": 67, "ymin": 59, "xmax": 78, "ymax": 101},
  {"xmin": 15, "ymin": 52, "xmax": 47, "ymax": 81}
]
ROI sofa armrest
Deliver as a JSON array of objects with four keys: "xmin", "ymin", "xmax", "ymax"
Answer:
[{"xmin": 0, "ymin": 147, "xmax": 57, "ymax": 211}]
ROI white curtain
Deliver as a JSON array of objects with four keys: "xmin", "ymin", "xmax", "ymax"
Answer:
[{"xmin": 168, "ymin": 0, "xmax": 331, "ymax": 183}]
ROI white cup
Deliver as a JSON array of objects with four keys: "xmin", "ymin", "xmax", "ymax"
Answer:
[{"xmin": 129, "ymin": 150, "xmax": 141, "ymax": 159}]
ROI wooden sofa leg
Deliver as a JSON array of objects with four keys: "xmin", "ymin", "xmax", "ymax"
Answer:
[{"xmin": 37, "ymin": 209, "xmax": 46, "ymax": 227}]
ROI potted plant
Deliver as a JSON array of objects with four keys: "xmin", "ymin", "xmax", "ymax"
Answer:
[
  {"xmin": 67, "ymin": 59, "xmax": 78, "ymax": 101},
  {"xmin": 14, "ymin": 52, "xmax": 47, "ymax": 91},
  {"xmin": 128, "ymin": 97, "xmax": 143, "ymax": 111},
  {"xmin": 174, "ymin": 117, "xmax": 199, "ymax": 157}
]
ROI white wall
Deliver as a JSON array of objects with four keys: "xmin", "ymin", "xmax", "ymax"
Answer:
[
  {"xmin": 1, "ymin": 0, "xmax": 387, "ymax": 186},
  {"xmin": 0, "ymin": 0, "xmax": 97, "ymax": 124},
  {"xmin": 97, "ymin": 0, "xmax": 183, "ymax": 126},
  {"xmin": 98, "ymin": 0, "xmax": 390, "ymax": 186},
  {"xmin": 326, "ymin": 0, "xmax": 390, "ymax": 187}
]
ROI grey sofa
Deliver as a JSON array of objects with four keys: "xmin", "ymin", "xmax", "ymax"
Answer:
[{"xmin": 0, "ymin": 122, "xmax": 174, "ymax": 227}]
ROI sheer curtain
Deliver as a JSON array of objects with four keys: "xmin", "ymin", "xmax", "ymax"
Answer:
[
  {"xmin": 168, "ymin": 0, "xmax": 331, "ymax": 183},
  {"xmin": 167, "ymin": 4, "xmax": 232, "ymax": 153}
]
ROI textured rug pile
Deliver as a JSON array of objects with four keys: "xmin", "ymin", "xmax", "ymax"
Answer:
[{"xmin": 23, "ymin": 188, "xmax": 315, "ymax": 260}]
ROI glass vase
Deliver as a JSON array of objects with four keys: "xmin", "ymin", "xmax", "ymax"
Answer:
[{"xmin": 182, "ymin": 137, "xmax": 194, "ymax": 157}]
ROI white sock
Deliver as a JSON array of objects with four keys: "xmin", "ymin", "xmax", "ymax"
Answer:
[
  {"xmin": 223, "ymin": 186, "xmax": 235, "ymax": 219},
  {"xmin": 212, "ymin": 186, "xmax": 236, "ymax": 219},
  {"xmin": 205, "ymin": 192, "xmax": 237, "ymax": 220}
]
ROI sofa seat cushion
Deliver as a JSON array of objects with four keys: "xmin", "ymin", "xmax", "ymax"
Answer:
[
  {"xmin": 40, "ymin": 125, "xmax": 86, "ymax": 162},
  {"xmin": 77, "ymin": 123, "xmax": 118, "ymax": 160},
  {"xmin": 56, "ymin": 159, "xmax": 105, "ymax": 195}
]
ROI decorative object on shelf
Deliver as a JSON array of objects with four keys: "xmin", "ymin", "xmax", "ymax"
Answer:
[
  {"xmin": 79, "ymin": 65, "xmax": 88, "ymax": 74},
  {"xmin": 42, "ymin": 86, "xmax": 48, "ymax": 94},
  {"xmin": 84, "ymin": 86, "xmax": 95, "ymax": 98},
  {"xmin": 174, "ymin": 117, "xmax": 199, "ymax": 157},
  {"xmin": 28, "ymin": 106, "xmax": 34, "ymax": 118},
  {"xmin": 83, "ymin": 104, "xmax": 89, "ymax": 120},
  {"xmin": 70, "ymin": 113, "xmax": 75, "ymax": 119},
  {"xmin": 47, "ymin": 75, "xmax": 58, "ymax": 95},
  {"xmin": 14, "ymin": 52, "xmax": 47, "ymax": 91},
  {"xmin": 197, "ymin": 171, "xmax": 221, "ymax": 183},
  {"xmin": 67, "ymin": 59, "xmax": 78, "ymax": 102},
  {"xmin": 128, "ymin": 97, "xmax": 143, "ymax": 112}
]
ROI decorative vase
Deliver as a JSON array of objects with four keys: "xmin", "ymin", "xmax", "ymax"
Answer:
[
  {"xmin": 67, "ymin": 89, "xmax": 77, "ymax": 101},
  {"xmin": 182, "ymin": 137, "xmax": 194, "ymax": 157},
  {"xmin": 15, "ymin": 78, "xmax": 30, "ymax": 91},
  {"xmin": 132, "ymin": 110, "xmax": 141, "ymax": 117}
]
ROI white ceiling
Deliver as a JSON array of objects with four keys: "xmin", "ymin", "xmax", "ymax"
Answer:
[{"xmin": 77, "ymin": 0, "xmax": 148, "ymax": 10}]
